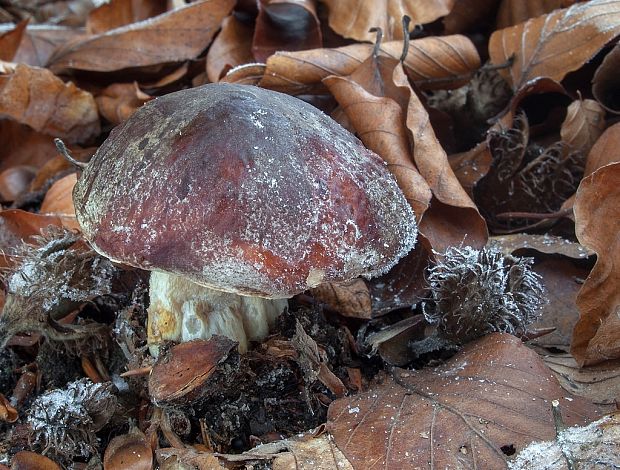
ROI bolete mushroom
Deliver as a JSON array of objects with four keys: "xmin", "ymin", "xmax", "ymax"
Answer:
[{"xmin": 72, "ymin": 83, "xmax": 417, "ymax": 354}]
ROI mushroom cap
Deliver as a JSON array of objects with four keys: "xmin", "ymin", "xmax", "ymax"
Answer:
[{"xmin": 73, "ymin": 83, "xmax": 417, "ymax": 298}]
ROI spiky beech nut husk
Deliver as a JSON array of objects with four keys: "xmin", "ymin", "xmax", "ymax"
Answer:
[
  {"xmin": 422, "ymin": 246, "xmax": 545, "ymax": 344},
  {"xmin": 73, "ymin": 83, "xmax": 417, "ymax": 298},
  {"xmin": 27, "ymin": 378, "xmax": 117, "ymax": 460}
]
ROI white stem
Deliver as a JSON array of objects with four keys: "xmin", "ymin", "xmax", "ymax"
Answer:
[{"xmin": 147, "ymin": 272, "xmax": 288, "ymax": 356}]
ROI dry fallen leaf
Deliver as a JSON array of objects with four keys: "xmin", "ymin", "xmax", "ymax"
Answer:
[
  {"xmin": 489, "ymin": 0, "xmax": 620, "ymax": 89},
  {"xmin": 584, "ymin": 121, "xmax": 620, "ymax": 177},
  {"xmin": 11, "ymin": 25, "xmax": 83, "ymax": 67},
  {"xmin": 253, "ymin": 0, "xmax": 322, "ymax": 63},
  {"xmin": 321, "ymin": 0, "xmax": 455, "ymax": 41},
  {"xmin": 260, "ymin": 35, "xmax": 480, "ymax": 95},
  {"xmin": 0, "ymin": 64, "xmax": 99, "ymax": 143},
  {"xmin": 490, "ymin": 234, "xmax": 592, "ymax": 259},
  {"xmin": 47, "ymin": 0, "xmax": 235, "ymax": 73},
  {"xmin": 443, "ymin": 0, "xmax": 499, "ymax": 34},
  {"xmin": 328, "ymin": 334, "xmax": 607, "ymax": 469},
  {"xmin": 86, "ymin": 0, "xmax": 167, "ymax": 34},
  {"xmin": 0, "ymin": 19, "xmax": 27, "ymax": 61},
  {"xmin": 206, "ymin": 14, "xmax": 255, "ymax": 82},
  {"xmin": 572, "ymin": 162, "xmax": 620, "ymax": 366},
  {"xmin": 0, "ymin": 166, "xmax": 36, "ymax": 202},
  {"xmin": 592, "ymin": 43, "xmax": 620, "ymax": 114},
  {"xmin": 541, "ymin": 350, "xmax": 620, "ymax": 405},
  {"xmin": 95, "ymin": 82, "xmax": 152, "ymax": 125},
  {"xmin": 560, "ymin": 98, "xmax": 605, "ymax": 158}
]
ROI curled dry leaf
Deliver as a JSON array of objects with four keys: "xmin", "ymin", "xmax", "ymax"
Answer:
[
  {"xmin": 103, "ymin": 427, "xmax": 152, "ymax": 470},
  {"xmin": 542, "ymin": 351, "xmax": 620, "ymax": 405},
  {"xmin": 47, "ymin": 0, "xmax": 235, "ymax": 73},
  {"xmin": 0, "ymin": 64, "xmax": 99, "ymax": 143},
  {"xmin": 560, "ymin": 98, "xmax": 605, "ymax": 157},
  {"xmin": 489, "ymin": 0, "xmax": 620, "ymax": 90},
  {"xmin": 12, "ymin": 25, "xmax": 83, "ymax": 67},
  {"xmin": 448, "ymin": 141, "xmax": 493, "ymax": 197},
  {"xmin": 253, "ymin": 0, "xmax": 322, "ymax": 63},
  {"xmin": 324, "ymin": 45, "xmax": 486, "ymax": 252},
  {"xmin": 206, "ymin": 14, "xmax": 254, "ymax": 82},
  {"xmin": 490, "ymin": 233, "xmax": 593, "ymax": 259},
  {"xmin": 592, "ymin": 43, "xmax": 620, "ymax": 114},
  {"xmin": 327, "ymin": 334, "xmax": 607, "ymax": 469},
  {"xmin": 86, "ymin": 0, "xmax": 167, "ymax": 34},
  {"xmin": 321, "ymin": 0, "xmax": 455, "ymax": 42},
  {"xmin": 0, "ymin": 19, "xmax": 27, "ymax": 61},
  {"xmin": 10, "ymin": 451, "xmax": 61, "ymax": 470},
  {"xmin": 495, "ymin": 0, "xmax": 579, "ymax": 29},
  {"xmin": 584, "ymin": 121, "xmax": 620, "ymax": 177},
  {"xmin": 310, "ymin": 278, "xmax": 372, "ymax": 319},
  {"xmin": 572, "ymin": 162, "xmax": 620, "ymax": 366},
  {"xmin": 95, "ymin": 82, "xmax": 152, "ymax": 125},
  {"xmin": 260, "ymin": 35, "xmax": 480, "ymax": 95}
]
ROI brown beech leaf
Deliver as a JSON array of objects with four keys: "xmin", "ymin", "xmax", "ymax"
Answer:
[
  {"xmin": 489, "ymin": 0, "xmax": 620, "ymax": 90},
  {"xmin": 529, "ymin": 258, "xmax": 588, "ymax": 348},
  {"xmin": 0, "ymin": 64, "xmax": 99, "ymax": 143},
  {"xmin": 542, "ymin": 352, "xmax": 620, "ymax": 405},
  {"xmin": 321, "ymin": 0, "xmax": 455, "ymax": 42},
  {"xmin": 310, "ymin": 278, "xmax": 372, "ymax": 319},
  {"xmin": 87, "ymin": 0, "xmax": 167, "ymax": 34},
  {"xmin": 260, "ymin": 35, "xmax": 480, "ymax": 95},
  {"xmin": 95, "ymin": 82, "xmax": 152, "ymax": 125},
  {"xmin": 323, "ymin": 55, "xmax": 433, "ymax": 220},
  {"xmin": 8, "ymin": 25, "xmax": 83, "ymax": 67},
  {"xmin": 560, "ymin": 98, "xmax": 605, "ymax": 157},
  {"xmin": 448, "ymin": 141, "xmax": 493, "ymax": 197},
  {"xmin": 207, "ymin": 14, "xmax": 255, "ymax": 82},
  {"xmin": 572, "ymin": 162, "xmax": 620, "ymax": 366},
  {"xmin": 490, "ymin": 233, "xmax": 593, "ymax": 259},
  {"xmin": 584, "ymin": 121, "xmax": 620, "ymax": 177},
  {"xmin": 47, "ymin": 0, "xmax": 235, "ymax": 73},
  {"xmin": 253, "ymin": 0, "xmax": 322, "ymax": 63},
  {"xmin": 328, "ymin": 334, "xmax": 606, "ymax": 469},
  {"xmin": 0, "ymin": 209, "xmax": 67, "ymax": 252},
  {"xmin": 495, "ymin": 0, "xmax": 580, "ymax": 29},
  {"xmin": 0, "ymin": 119, "xmax": 58, "ymax": 171},
  {"xmin": 0, "ymin": 19, "xmax": 27, "ymax": 61},
  {"xmin": 592, "ymin": 43, "xmax": 620, "ymax": 114}
]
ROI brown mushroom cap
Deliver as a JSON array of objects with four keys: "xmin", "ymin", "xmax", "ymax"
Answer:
[{"xmin": 73, "ymin": 83, "xmax": 417, "ymax": 298}]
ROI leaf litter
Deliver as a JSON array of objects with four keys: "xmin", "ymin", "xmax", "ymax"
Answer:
[{"xmin": 1, "ymin": 0, "xmax": 620, "ymax": 468}]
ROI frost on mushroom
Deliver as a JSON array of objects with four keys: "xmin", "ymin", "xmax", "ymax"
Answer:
[{"xmin": 73, "ymin": 83, "xmax": 418, "ymax": 354}]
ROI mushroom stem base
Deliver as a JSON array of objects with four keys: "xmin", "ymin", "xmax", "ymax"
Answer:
[{"xmin": 147, "ymin": 272, "xmax": 288, "ymax": 356}]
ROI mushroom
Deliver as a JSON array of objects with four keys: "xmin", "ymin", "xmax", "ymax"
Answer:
[{"xmin": 72, "ymin": 83, "xmax": 418, "ymax": 355}]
